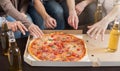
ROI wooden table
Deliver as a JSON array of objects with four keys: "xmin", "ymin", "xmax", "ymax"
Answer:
[{"xmin": 0, "ymin": 30, "xmax": 120, "ymax": 71}]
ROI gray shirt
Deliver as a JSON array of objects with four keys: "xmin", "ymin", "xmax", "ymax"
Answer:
[{"xmin": 0, "ymin": 0, "xmax": 31, "ymax": 28}]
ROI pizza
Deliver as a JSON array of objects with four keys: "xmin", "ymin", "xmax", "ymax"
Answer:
[{"xmin": 28, "ymin": 32, "xmax": 86, "ymax": 62}]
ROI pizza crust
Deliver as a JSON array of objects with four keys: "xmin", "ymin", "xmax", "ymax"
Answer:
[
  {"xmin": 28, "ymin": 38, "xmax": 41, "ymax": 61},
  {"xmin": 28, "ymin": 32, "xmax": 86, "ymax": 62}
]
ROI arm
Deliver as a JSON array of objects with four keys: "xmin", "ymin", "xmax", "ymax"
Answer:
[
  {"xmin": 76, "ymin": 0, "xmax": 95, "ymax": 15},
  {"xmin": 33, "ymin": 0, "xmax": 56, "ymax": 29},
  {"xmin": 0, "ymin": 0, "xmax": 44, "ymax": 37},
  {"xmin": 103, "ymin": 4, "xmax": 120, "ymax": 23},
  {"xmin": 0, "ymin": 17, "xmax": 27, "ymax": 35},
  {"xmin": 67, "ymin": 0, "xmax": 76, "ymax": 15},
  {"xmin": 33, "ymin": 0, "xmax": 49, "ymax": 20},
  {"xmin": 0, "ymin": 0, "xmax": 31, "ymax": 28},
  {"xmin": 66, "ymin": 0, "xmax": 79, "ymax": 29},
  {"xmin": 87, "ymin": 4, "xmax": 120, "ymax": 40}
]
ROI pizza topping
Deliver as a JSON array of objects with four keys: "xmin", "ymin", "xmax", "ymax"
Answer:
[{"xmin": 28, "ymin": 32, "xmax": 86, "ymax": 62}]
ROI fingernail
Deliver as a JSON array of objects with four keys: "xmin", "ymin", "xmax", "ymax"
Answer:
[
  {"xmin": 87, "ymin": 32, "xmax": 89, "ymax": 34},
  {"xmin": 23, "ymin": 33, "xmax": 26, "ymax": 35},
  {"xmin": 34, "ymin": 36, "xmax": 37, "ymax": 38}
]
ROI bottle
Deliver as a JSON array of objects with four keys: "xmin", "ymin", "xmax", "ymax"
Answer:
[
  {"xmin": 107, "ymin": 19, "xmax": 120, "ymax": 52},
  {"xmin": 0, "ymin": 18, "xmax": 9, "ymax": 56},
  {"xmin": 8, "ymin": 31, "xmax": 22, "ymax": 71},
  {"xmin": 94, "ymin": 1, "xmax": 103, "ymax": 23}
]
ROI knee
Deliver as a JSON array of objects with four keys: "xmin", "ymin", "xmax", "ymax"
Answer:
[{"xmin": 53, "ymin": 7, "xmax": 64, "ymax": 18}]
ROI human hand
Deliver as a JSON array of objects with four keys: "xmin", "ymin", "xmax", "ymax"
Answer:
[
  {"xmin": 28, "ymin": 24, "xmax": 44, "ymax": 38},
  {"xmin": 75, "ymin": 1, "xmax": 87, "ymax": 16},
  {"xmin": 7, "ymin": 21, "xmax": 28, "ymax": 35},
  {"xmin": 44, "ymin": 15, "xmax": 57, "ymax": 29},
  {"xmin": 68, "ymin": 10, "xmax": 79, "ymax": 29},
  {"xmin": 87, "ymin": 19, "xmax": 109, "ymax": 40}
]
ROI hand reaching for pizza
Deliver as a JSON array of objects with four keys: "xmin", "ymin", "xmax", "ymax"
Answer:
[
  {"xmin": 87, "ymin": 19, "xmax": 109, "ymax": 40},
  {"xmin": 44, "ymin": 15, "xmax": 57, "ymax": 29},
  {"xmin": 7, "ymin": 21, "xmax": 28, "ymax": 35},
  {"xmin": 28, "ymin": 24, "xmax": 44, "ymax": 38},
  {"xmin": 68, "ymin": 10, "xmax": 79, "ymax": 29}
]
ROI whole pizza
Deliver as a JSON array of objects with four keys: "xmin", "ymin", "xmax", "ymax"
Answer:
[{"xmin": 28, "ymin": 32, "xmax": 86, "ymax": 62}]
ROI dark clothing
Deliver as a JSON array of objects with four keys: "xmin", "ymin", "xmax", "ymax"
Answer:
[{"xmin": 28, "ymin": 0, "xmax": 69, "ymax": 30}]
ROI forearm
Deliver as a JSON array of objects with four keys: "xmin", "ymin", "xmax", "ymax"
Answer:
[
  {"xmin": 67, "ymin": 0, "xmax": 76, "ymax": 14},
  {"xmin": 34, "ymin": 0, "xmax": 49, "ymax": 19},
  {"xmin": 82, "ymin": 0, "xmax": 95, "ymax": 8},
  {"xmin": 0, "ymin": 0, "xmax": 32, "ymax": 28},
  {"xmin": 84, "ymin": 0, "xmax": 95, "ymax": 5},
  {"xmin": 102, "ymin": 5, "xmax": 120, "ymax": 24}
]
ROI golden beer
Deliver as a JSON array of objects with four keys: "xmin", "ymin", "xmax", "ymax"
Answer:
[{"xmin": 107, "ymin": 21, "xmax": 120, "ymax": 52}]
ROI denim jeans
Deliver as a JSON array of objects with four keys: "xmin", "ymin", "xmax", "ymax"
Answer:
[
  {"xmin": 5, "ymin": 14, "xmax": 31, "ymax": 39},
  {"xmin": 28, "ymin": 0, "xmax": 69, "ymax": 30}
]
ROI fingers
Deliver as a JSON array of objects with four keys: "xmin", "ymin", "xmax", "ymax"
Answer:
[
  {"xmin": 17, "ymin": 22, "xmax": 25, "ymax": 35},
  {"xmin": 10, "ymin": 22, "xmax": 17, "ymax": 32},
  {"xmin": 101, "ymin": 29, "xmax": 105, "ymax": 41},
  {"xmin": 68, "ymin": 16, "xmax": 76, "ymax": 29},
  {"xmin": 28, "ymin": 24, "xmax": 44, "ymax": 38},
  {"xmin": 68, "ymin": 17, "xmax": 71, "ymax": 26},
  {"xmin": 52, "ymin": 19, "xmax": 57, "ymax": 27},
  {"xmin": 20, "ymin": 22, "xmax": 28, "ymax": 31},
  {"xmin": 16, "ymin": 21, "xmax": 28, "ymax": 35},
  {"xmin": 74, "ymin": 17, "xmax": 79, "ymax": 29},
  {"xmin": 45, "ymin": 18, "xmax": 56, "ymax": 29},
  {"xmin": 49, "ymin": 19, "xmax": 56, "ymax": 28},
  {"xmin": 87, "ymin": 26, "xmax": 95, "ymax": 37},
  {"xmin": 46, "ymin": 22, "xmax": 54, "ymax": 29},
  {"xmin": 90, "ymin": 27, "xmax": 98, "ymax": 38},
  {"xmin": 95, "ymin": 29, "xmax": 101, "ymax": 39},
  {"xmin": 68, "ymin": 12, "xmax": 79, "ymax": 30},
  {"xmin": 87, "ymin": 25, "xmax": 105, "ymax": 41}
]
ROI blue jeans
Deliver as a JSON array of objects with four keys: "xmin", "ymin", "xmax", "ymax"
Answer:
[
  {"xmin": 28, "ymin": 0, "xmax": 67, "ymax": 30},
  {"xmin": 6, "ymin": 14, "xmax": 32, "ymax": 39}
]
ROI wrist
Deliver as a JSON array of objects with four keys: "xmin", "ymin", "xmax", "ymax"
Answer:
[
  {"xmin": 101, "ymin": 18, "xmax": 110, "ymax": 25},
  {"xmin": 42, "ymin": 13, "xmax": 50, "ymax": 20},
  {"xmin": 69, "ymin": 9, "xmax": 77, "ymax": 15}
]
